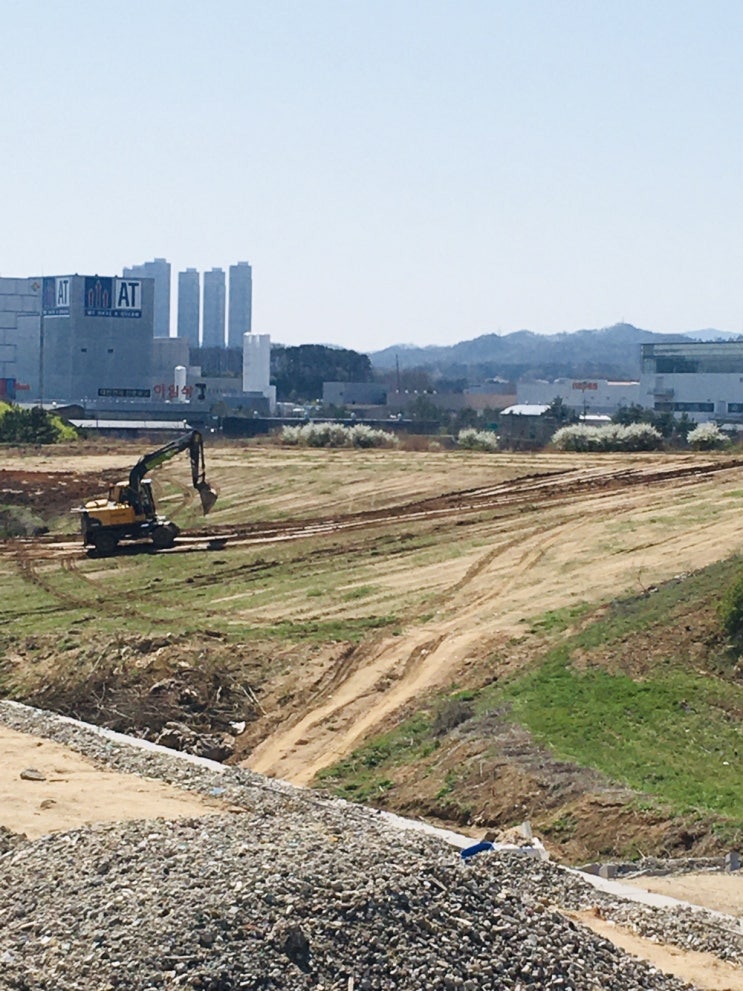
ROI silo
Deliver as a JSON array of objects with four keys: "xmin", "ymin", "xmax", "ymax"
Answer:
[
  {"xmin": 242, "ymin": 333, "xmax": 271, "ymax": 393},
  {"xmin": 174, "ymin": 364, "xmax": 187, "ymax": 402}
]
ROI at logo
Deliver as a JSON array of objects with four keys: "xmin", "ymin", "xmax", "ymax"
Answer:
[{"xmin": 114, "ymin": 279, "xmax": 141, "ymax": 311}]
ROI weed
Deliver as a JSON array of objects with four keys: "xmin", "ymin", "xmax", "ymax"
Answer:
[
  {"xmin": 317, "ymin": 712, "xmax": 435, "ymax": 798},
  {"xmin": 529, "ymin": 603, "xmax": 590, "ymax": 635}
]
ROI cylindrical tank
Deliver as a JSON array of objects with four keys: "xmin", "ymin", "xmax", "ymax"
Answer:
[{"xmin": 174, "ymin": 365, "xmax": 187, "ymax": 402}]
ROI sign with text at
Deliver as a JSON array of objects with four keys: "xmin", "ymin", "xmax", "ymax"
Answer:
[
  {"xmin": 42, "ymin": 276, "xmax": 71, "ymax": 316},
  {"xmin": 84, "ymin": 277, "xmax": 142, "ymax": 318}
]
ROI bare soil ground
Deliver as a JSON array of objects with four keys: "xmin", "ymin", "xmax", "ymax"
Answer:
[
  {"xmin": 0, "ymin": 724, "xmax": 223, "ymax": 839},
  {"xmin": 3, "ymin": 443, "xmax": 743, "ymax": 990},
  {"xmin": 568, "ymin": 908, "xmax": 743, "ymax": 991},
  {"xmin": 1, "ymin": 444, "xmax": 743, "ymax": 869}
]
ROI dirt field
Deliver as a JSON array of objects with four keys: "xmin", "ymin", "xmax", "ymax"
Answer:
[
  {"xmin": 0, "ymin": 724, "xmax": 223, "ymax": 838},
  {"xmin": 2, "ymin": 443, "xmax": 743, "ymax": 865},
  {"xmin": 3, "ymin": 442, "xmax": 743, "ymax": 990}
]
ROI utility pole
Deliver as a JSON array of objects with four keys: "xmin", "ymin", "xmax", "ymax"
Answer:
[{"xmin": 38, "ymin": 285, "xmax": 45, "ymax": 409}]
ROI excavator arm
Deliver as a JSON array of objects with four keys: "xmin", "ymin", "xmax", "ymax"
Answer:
[{"xmin": 128, "ymin": 430, "xmax": 218, "ymax": 514}]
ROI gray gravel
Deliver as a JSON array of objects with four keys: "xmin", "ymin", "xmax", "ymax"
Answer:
[{"xmin": 0, "ymin": 701, "xmax": 740, "ymax": 991}]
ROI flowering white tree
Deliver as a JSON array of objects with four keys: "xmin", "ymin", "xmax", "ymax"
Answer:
[{"xmin": 687, "ymin": 422, "xmax": 729, "ymax": 451}]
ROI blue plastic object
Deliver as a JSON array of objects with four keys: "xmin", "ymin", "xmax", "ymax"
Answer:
[{"xmin": 460, "ymin": 841, "xmax": 494, "ymax": 860}]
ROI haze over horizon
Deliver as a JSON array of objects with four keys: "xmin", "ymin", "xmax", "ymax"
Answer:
[{"xmin": 4, "ymin": 1, "xmax": 743, "ymax": 350}]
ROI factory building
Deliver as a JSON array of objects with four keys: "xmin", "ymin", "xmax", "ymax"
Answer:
[
  {"xmin": 0, "ymin": 274, "xmax": 156, "ymax": 404},
  {"xmin": 0, "ymin": 277, "xmax": 43, "ymax": 400},
  {"xmin": 516, "ymin": 378, "xmax": 640, "ymax": 414},
  {"xmin": 640, "ymin": 341, "xmax": 743, "ymax": 423},
  {"xmin": 42, "ymin": 274, "xmax": 156, "ymax": 403}
]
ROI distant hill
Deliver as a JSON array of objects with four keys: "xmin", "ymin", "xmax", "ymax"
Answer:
[{"xmin": 368, "ymin": 324, "xmax": 738, "ymax": 382}]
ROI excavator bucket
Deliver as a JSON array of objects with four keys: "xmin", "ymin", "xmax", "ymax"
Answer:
[{"xmin": 196, "ymin": 480, "xmax": 218, "ymax": 515}]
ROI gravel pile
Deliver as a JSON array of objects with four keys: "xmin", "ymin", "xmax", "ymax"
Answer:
[{"xmin": 1, "ymin": 702, "xmax": 740, "ymax": 991}]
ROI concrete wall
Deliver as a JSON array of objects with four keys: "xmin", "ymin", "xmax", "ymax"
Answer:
[{"xmin": 0, "ymin": 278, "xmax": 42, "ymax": 400}]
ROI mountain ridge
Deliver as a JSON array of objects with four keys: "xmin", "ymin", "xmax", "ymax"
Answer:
[{"xmin": 368, "ymin": 323, "xmax": 741, "ymax": 381}]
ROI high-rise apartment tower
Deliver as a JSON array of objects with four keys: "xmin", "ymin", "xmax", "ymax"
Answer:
[
  {"xmin": 177, "ymin": 268, "xmax": 200, "ymax": 347},
  {"xmin": 202, "ymin": 268, "xmax": 226, "ymax": 348},
  {"xmin": 228, "ymin": 261, "xmax": 252, "ymax": 349},
  {"xmin": 123, "ymin": 258, "xmax": 170, "ymax": 338}
]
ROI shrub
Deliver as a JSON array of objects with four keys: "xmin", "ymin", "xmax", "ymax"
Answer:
[
  {"xmin": 0, "ymin": 505, "xmax": 48, "ymax": 537},
  {"xmin": 687, "ymin": 422, "xmax": 730, "ymax": 451},
  {"xmin": 279, "ymin": 423, "xmax": 398, "ymax": 449},
  {"xmin": 457, "ymin": 428, "xmax": 499, "ymax": 452},
  {"xmin": 432, "ymin": 697, "xmax": 474, "ymax": 736},
  {"xmin": 718, "ymin": 570, "xmax": 743, "ymax": 644},
  {"xmin": 552, "ymin": 423, "xmax": 662, "ymax": 452},
  {"xmin": 0, "ymin": 405, "xmax": 79, "ymax": 444}
]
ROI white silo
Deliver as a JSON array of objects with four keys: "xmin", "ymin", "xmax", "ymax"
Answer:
[
  {"xmin": 242, "ymin": 333, "xmax": 271, "ymax": 393},
  {"xmin": 174, "ymin": 365, "xmax": 187, "ymax": 402}
]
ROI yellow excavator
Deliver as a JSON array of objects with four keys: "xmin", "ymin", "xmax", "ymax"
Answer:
[{"xmin": 77, "ymin": 429, "xmax": 218, "ymax": 555}]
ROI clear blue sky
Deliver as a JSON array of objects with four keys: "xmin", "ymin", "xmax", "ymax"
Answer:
[{"xmin": 3, "ymin": 0, "xmax": 743, "ymax": 349}]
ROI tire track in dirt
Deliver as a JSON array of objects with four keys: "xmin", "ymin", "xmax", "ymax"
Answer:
[
  {"xmin": 244, "ymin": 462, "xmax": 743, "ymax": 784},
  {"xmin": 246, "ymin": 517, "xmax": 582, "ymax": 784},
  {"xmin": 7, "ymin": 455, "xmax": 742, "ymax": 628}
]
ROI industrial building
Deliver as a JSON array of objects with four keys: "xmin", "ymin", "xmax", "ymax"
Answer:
[
  {"xmin": 0, "ymin": 265, "xmax": 261, "ymax": 418},
  {"xmin": 0, "ymin": 277, "xmax": 43, "ymax": 400},
  {"xmin": 41, "ymin": 273, "xmax": 156, "ymax": 403},
  {"xmin": 640, "ymin": 341, "xmax": 743, "ymax": 423},
  {"xmin": 516, "ymin": 378, "xmax": 640, "ymax": 414},
  {"xmin": 0, "ymin": 273, "xmax": 185, "ymax": 405}
]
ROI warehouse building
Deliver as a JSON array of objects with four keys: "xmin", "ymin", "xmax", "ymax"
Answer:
[
  {"xmin": 640, "ymin": 341, "xmax": 743, "ymax": 423},
  {"xmin": 0, "ymin": 274, "xmax": 158, "ymax": 404},
  {"xmin": 516, "ymin": 378, "xmax": 639, "ymax": 414}
]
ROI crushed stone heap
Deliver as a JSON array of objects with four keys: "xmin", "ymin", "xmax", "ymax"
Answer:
[{"xmin": 1, "ymin": 701, "xmax": 740, "ymax": 991}]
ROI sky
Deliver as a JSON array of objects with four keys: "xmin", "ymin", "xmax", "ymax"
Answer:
[{"xmin": 3, "ymin": 0, "xmax": 743, "ymax": 350}]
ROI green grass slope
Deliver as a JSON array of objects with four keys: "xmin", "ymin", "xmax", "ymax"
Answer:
[{"xmin": 318, "ymin": 556, "xmax": 743, "ymax": 858}]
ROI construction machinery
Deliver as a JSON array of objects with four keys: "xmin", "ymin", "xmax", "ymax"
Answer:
[{"xmin": 76, "ymin": 429, "xmax": 218, "ymax": 555}]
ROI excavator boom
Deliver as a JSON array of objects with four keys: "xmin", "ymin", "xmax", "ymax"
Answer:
[{"xmin": 129, "ymin": 429, "xmax": 218, "ymax": 514}]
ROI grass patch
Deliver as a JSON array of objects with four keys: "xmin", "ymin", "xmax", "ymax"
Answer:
[
  {"xmin": 528, "ymin": 603, "xmax": 591, "ymax": 635},
  {"xmin": 317, "ymin": 712, "xmax": 436, "ymax": 800},
  {"xmin": 502, "ymin": 650, "xmax": 742, "ymax": 817},
  {"xmin": 342, "ymin": 585, "xmax": 377, "ymax": 601}
]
